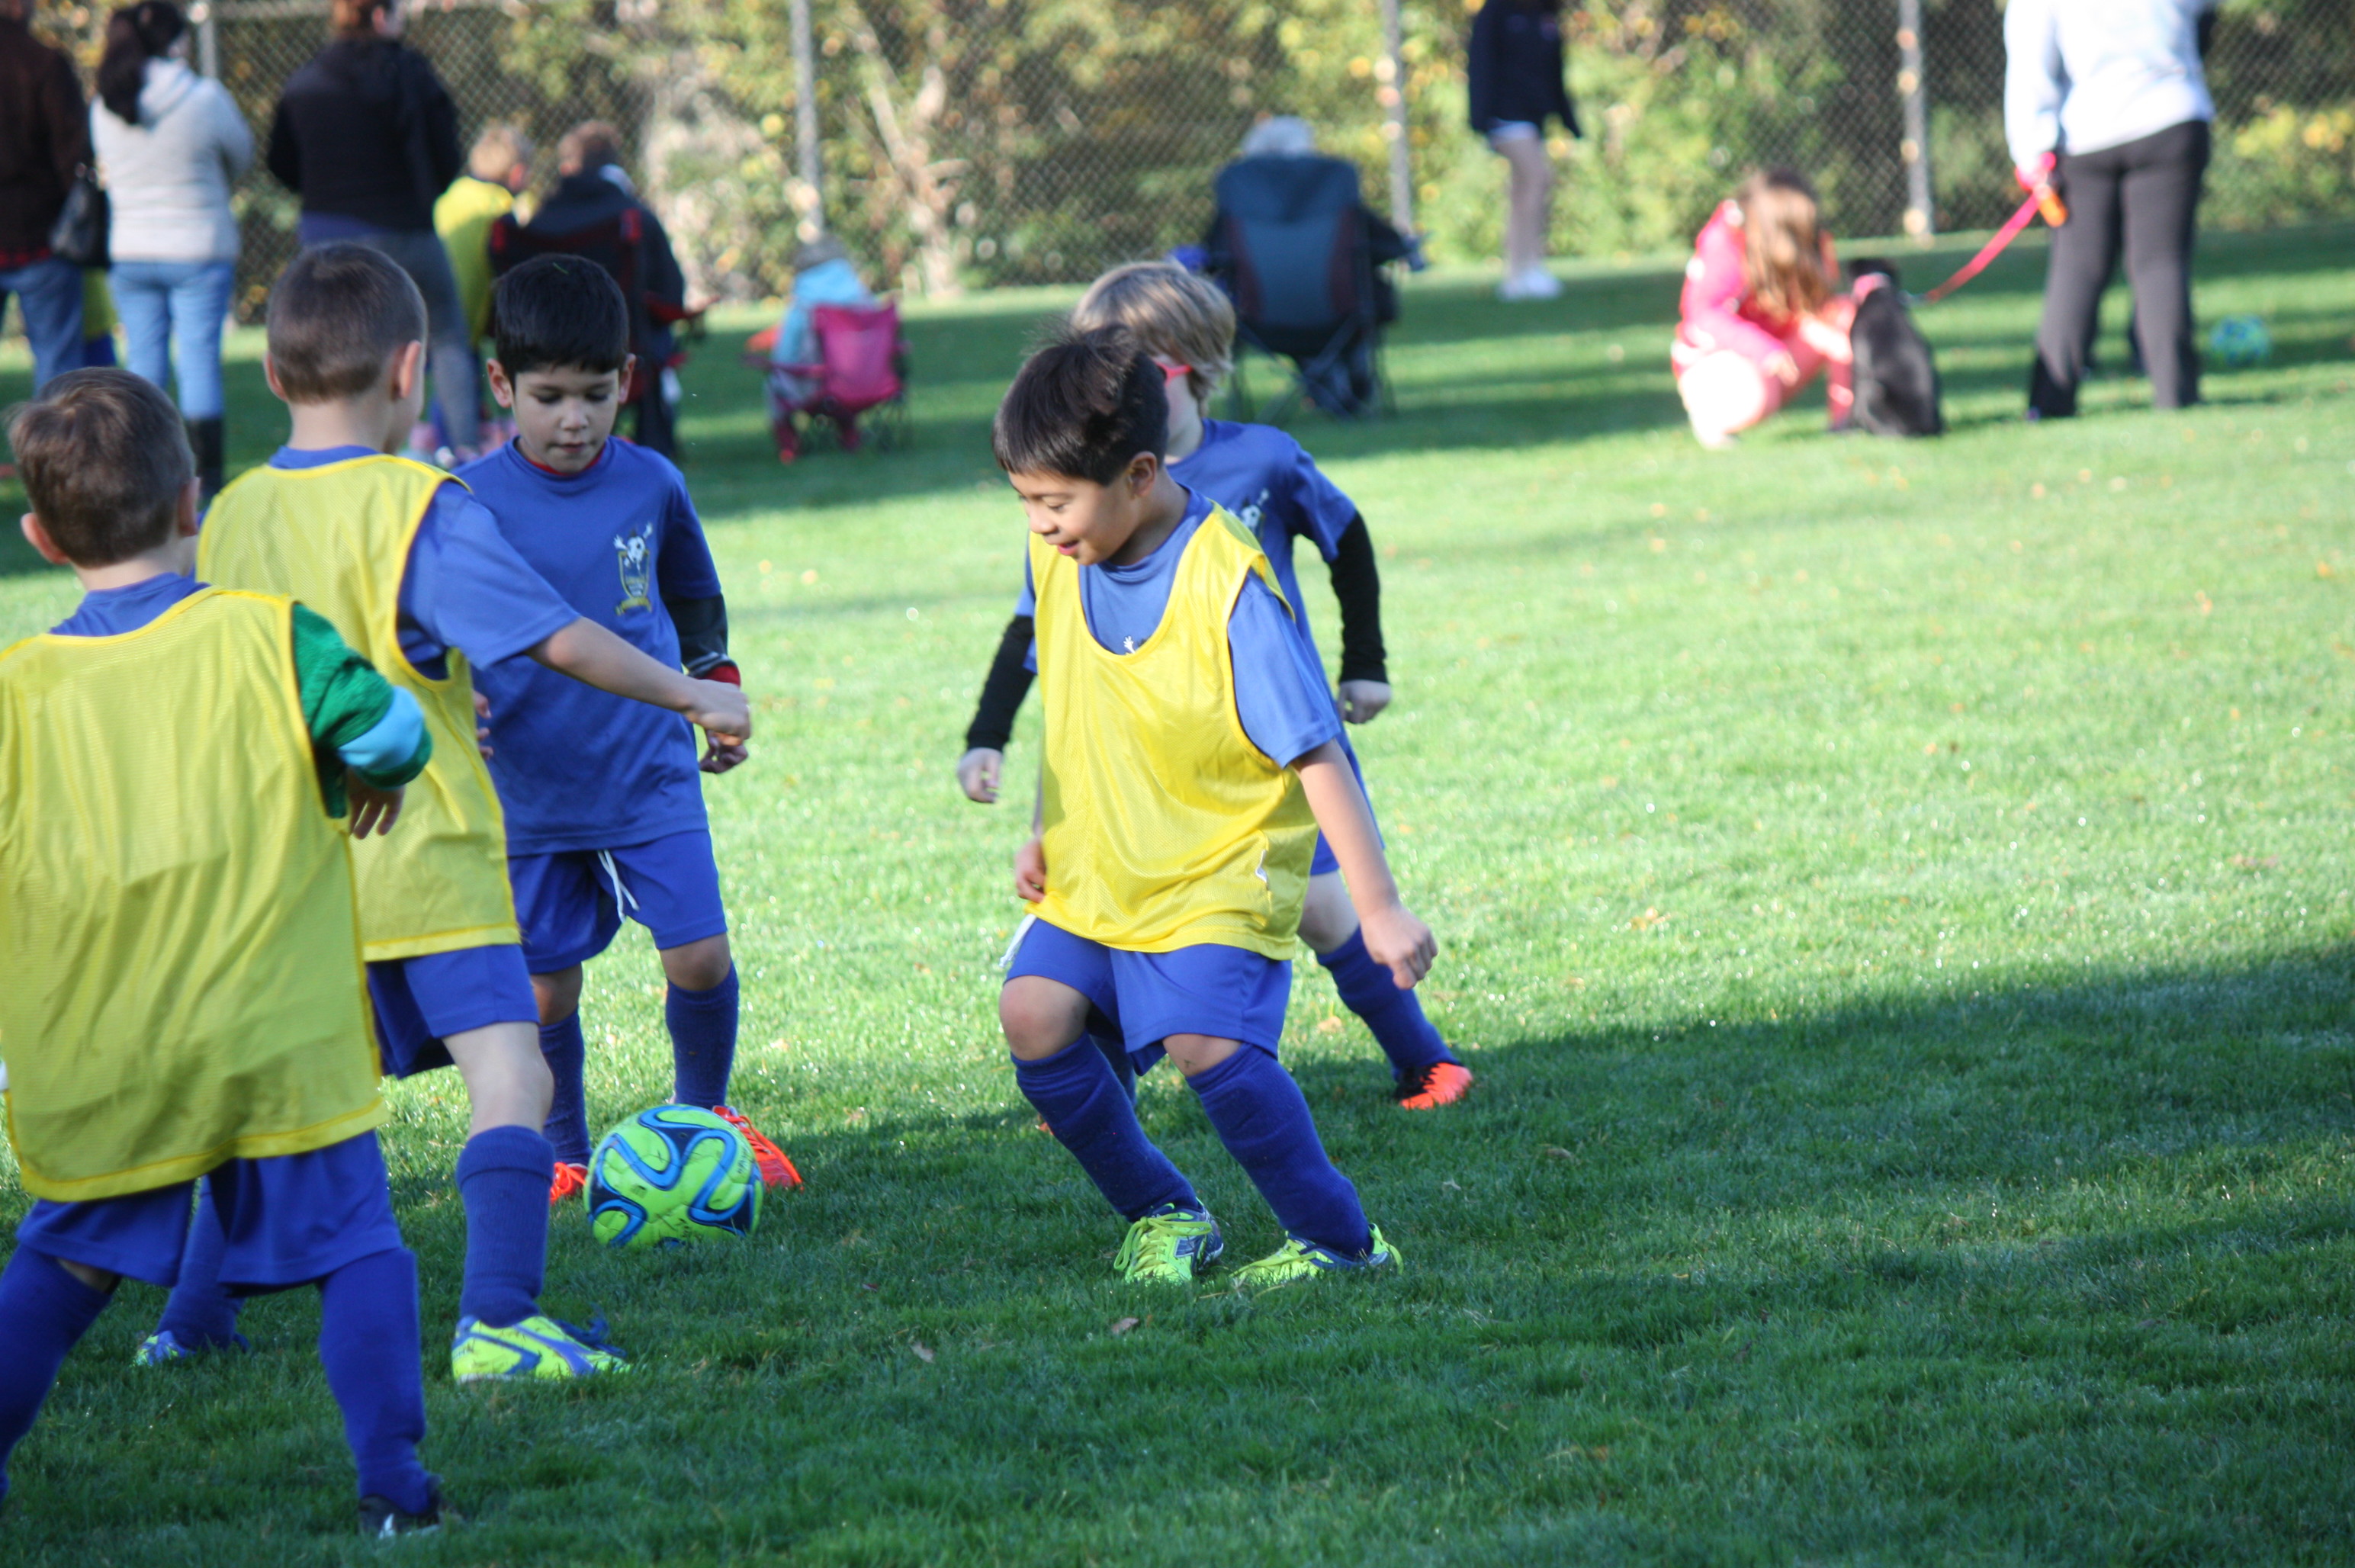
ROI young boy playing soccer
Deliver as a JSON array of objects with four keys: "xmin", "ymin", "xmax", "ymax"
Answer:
[
  {"xmin": 0, "ymin": 370, "xmax": 445, "ymax": 1533},
  {"xmin": 162, "ymin": 243, "xmax": 752, "ymax": 1381},
  {"xmin": 994, "ymin": 327, "xmax": 1435, "ymax": 1287},
  {"xmin": 455, "ymin": 255, "xmax": 798, "ymax": 1198},
  {"xmin": 961, "ymin": 262, "xmax": 1472, "ymax": 1111}
]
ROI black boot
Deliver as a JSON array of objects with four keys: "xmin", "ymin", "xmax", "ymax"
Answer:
[{"xmin": 187, "ymin": 417, "xmax": 225, "ymax": 504}]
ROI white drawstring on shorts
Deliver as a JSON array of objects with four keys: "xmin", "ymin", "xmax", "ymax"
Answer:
[{"xmin": 597, "ymin": 850, "xmax": 641, "ymax": 914}]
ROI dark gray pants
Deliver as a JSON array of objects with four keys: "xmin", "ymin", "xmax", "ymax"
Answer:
[
  {"xmin": 338, "ymin": 227, "xmax": 482, "ymax": 445},
  {"xmin": 2029, "ymin": 117, "xmax": 2210, "ymax": 418}
]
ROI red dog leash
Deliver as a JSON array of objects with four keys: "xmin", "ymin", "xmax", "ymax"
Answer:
[{"xmin": 1916, "ymin": 185, "xmax": 2068, "ymax": 305}]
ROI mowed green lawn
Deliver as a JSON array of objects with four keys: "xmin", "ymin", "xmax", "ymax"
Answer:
[{"xmin": 2, "ymin": 224, "xmax": 2353, "ymax": 1566}]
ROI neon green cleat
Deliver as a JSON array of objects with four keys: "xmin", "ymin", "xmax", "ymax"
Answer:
[
  {"xmin": 449, "ymin": 1314, "xmax": 629, "ymax": 1382},
  {"xmin": 1113, "ymin": 1204, "xmax": 1224, "ymax": 1284},
  {"xmin": 1229, "ymin": 1224, "xmax": 1401, "ymax": 1293}
]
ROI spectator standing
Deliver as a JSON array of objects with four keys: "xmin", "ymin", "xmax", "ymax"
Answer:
[
  {"xmin": 267, "ymin": 0, "xmax": 480, "ymax": 455},
  {"xmin": 92, "ymin": 0, "xmax": 252, "ymax": 498},
  {"xmin": 2006, "ymin": 0, "xmax": 2218, "ymax": 418},
  {"xmin": 516, "ymin": 123, "xmax": 690, "ymax": 458},
  {"xmin": 435, "ymin": 123, "xmax": 531, "ymax": 350},
  {"xmin": 1466, "ymin": 0, "xmax": 1577, "ymax": 302},
  {"xmin": 0, "ymin": 0, "xmax": 91, "ymax": 391}
]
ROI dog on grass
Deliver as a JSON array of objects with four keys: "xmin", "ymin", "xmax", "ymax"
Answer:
[{"xmin": 1846, "ymin": 259, "xmax": 1944, "ymax": 437}]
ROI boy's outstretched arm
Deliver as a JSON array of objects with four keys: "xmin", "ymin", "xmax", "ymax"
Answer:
[
  {"xmin": 528, "ymin": 617, "xmax": 752, "ymax": 749},
  {"xmin": 1296, "ymin": 739, "xmax": 1435, "ymax": 988},
  {"xmin": 1327, "ymin": 516, "xmax": 1391, "ymax": 725},
  {"xmin": 959, "ymin": 612, "xmax": 1036, "ymax": 803}
]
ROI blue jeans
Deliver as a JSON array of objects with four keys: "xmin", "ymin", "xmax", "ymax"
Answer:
[
  {"xmin": 110, "ymin": 259, "xmax": 236, "ymax": 419},
  {"xmin": 0, "ymin": 255, "xmax": 85, "ymax": 392}
]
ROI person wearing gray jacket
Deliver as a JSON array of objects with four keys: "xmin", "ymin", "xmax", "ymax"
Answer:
[
  {"xmin": 92, "ymin": 0, "xmax": 252, "ymax": 496},
  {"xmin": 2006, "ymin": 0, "xmax": 2218, "ymax": 418}
]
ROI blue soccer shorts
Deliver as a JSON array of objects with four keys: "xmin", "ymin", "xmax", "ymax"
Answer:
[
  {"xmin": 367, "ymin": 943, "xmax": 539, "ymax": 1078},
  {"xmin": 1003, "ymin": 916, "xmax": 1293, "ymax": 1072},
  {"xmin": 507, "ymin": 827, "xmax": 729, "ymax": 975},
  {"xmin": 17, "ymin": 1131, "xmax": 405, "ymax": 1293}
]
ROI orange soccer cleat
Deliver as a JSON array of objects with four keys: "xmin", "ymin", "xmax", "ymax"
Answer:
[
  {"xmin": 1395, "ymin": 1062, "xmax": 1474, "ymax": 1111},
  {"xmin": 548, "ymin": 1162, "xmax": 590, "ymax": 1204},
  {"xmin": 714, "ymin": 1104, "xmax": 804, "ymax": 1188}
]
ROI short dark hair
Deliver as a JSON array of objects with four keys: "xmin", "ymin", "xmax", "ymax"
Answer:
[
  {"xmin": 266, "ymin": 243, "xmax": 427, "ymax": 403},
  {"xmin": 991, "ymin": 326, "xmax": 1168, "ymax": 484},
  {"xmin": 7, "ymin": 369, "xmax": 193, "ymax": 566},
  {"xmin": 490, "ymin": 254, "xmax": 631, "ymax": 377}
]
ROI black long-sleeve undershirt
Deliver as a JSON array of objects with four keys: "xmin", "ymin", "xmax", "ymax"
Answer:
[{"xmin": 959, "ymin": 514, "xmax": 1389, "ymax": 754}]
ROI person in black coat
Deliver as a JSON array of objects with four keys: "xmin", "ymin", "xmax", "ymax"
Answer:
[
  {"xmin": 1466, "ymin": 0, "xmax": 1579, "ymax": 301},
  {"xmin": 267, "ymin": 0, "xmax": 480, "ymax": 454},
  {"xmin": 515, "ymin": 122, "xmax": 691, "ymax": 458}
]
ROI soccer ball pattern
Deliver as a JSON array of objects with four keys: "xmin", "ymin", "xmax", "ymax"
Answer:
[
  {"xmin": 2208, "ymin": 313, "xmax": 2272, "ymax": 368},
  {"xmin": 586, "ymin": 1105, "xmax": 763, "ymax": 1250}
]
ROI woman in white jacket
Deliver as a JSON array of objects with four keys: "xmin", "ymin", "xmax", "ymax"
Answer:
[
  {"xmin": 92, "ymin": 0, "xmax": 251, "ymax": 496},
  {"xmin": 2006, "ymin": 0, "xmax": 2216, "ymax": 419}
]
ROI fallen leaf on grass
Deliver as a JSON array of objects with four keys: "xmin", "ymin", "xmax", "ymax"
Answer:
[
  {"xmin": 1630, "ymin": 907, "xmax": 1669, "ymax": 930},
  {"xmin": 911, "ymin": 1341, "xmax": 934, "ymax": 1363},
  {"xmin": 1109, "ymin": 1317, "xmax": 1141, "ymax": 1336},
  {"xmin": 1316, "ymin": 1016, "xmax": 1345, "ymax": 1034},
  {"xmin": 1541, "ymin": 1146, "xmax": 1576, "ymax": 1160}
]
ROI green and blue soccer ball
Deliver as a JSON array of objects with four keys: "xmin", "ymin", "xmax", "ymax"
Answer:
[
  {"xmin": 586, "ymin": 1104, "xmax": 762, "ymax": 1250},
  {"xmin": 2209, "ymin": 314, "xmax": 2271, "ymax": 368}
]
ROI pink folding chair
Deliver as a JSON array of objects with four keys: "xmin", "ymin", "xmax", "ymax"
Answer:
[{"xmin": 745, "ymin": 301, "xmax": 910, "ymax": 462}]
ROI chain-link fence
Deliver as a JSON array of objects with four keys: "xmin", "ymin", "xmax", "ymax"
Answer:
[{"xmin": 34, "ymin": 0, "xmax": 2355, "ymax": 317}]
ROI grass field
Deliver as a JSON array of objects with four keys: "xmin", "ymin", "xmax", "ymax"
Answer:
[{"xmin": 2, "ymin": 224, "xmax": 2353, "ymax": 1566}]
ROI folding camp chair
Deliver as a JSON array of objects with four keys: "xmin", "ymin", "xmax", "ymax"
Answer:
[
  {"xmin": 1203, "ymin": 153, "xmax": 1392, "ymax": 421},
  {"xmin": 743, "ymin": 300, "xmax": 910, "ymax": 462},
  {"xmin": 489, "ymin": 208, "xmax": 701, "ymax": 456}
]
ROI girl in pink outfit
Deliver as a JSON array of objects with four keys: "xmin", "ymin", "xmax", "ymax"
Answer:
[{"xmin": 1672, "ymin": 169, "xmax": 1855, "ymax": 447}]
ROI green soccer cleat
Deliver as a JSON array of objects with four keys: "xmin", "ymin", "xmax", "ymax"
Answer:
[
  {"xmin": 449, "ymin": 1314, "xmax": 629, "ymax": 1382},
  {"xmin": 1113, "ymin": 1204, "xmax": 1224, "ymax": 1284},
  {"xmin": 1228, "ymin": 1224, "xmax": 1402, "ymax": 1293}
]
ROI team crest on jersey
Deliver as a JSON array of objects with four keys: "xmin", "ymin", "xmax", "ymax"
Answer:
[
  {"xmin": 614, "ymin": 523, "xmax": 654, "ymax": 614},
  {"xmin": 1237, "ymin": 487, "xmax": 1271, "ymax": 530}
]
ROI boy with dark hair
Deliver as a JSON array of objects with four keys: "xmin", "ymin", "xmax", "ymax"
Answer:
[
  {"xmin": 172, "ymin": 242, "xmax": 751, "ymax": 1382},
  {"xmin": 0, "ymin": 369, "xmax": 443, "ymax": 1534},
  {"xmin": 457, "ymin": 254, "xmax": 797, "ymax": 1197},
  {"xmin": 961, "ymin": 262, "xmax": 1473, "ymax": 1110},
  {"xmin": 992, "ymin": 327, "xmax": 1435, "ymax": 1289}
]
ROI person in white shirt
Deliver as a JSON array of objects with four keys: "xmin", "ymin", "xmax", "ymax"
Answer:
[
  {"xmin": 90, "ymin": 0, "xmax": 252, "ymax": 495},
  {"xmin": 2005, "ymin": 0, "xmax": 2217, "ymax": 418}
]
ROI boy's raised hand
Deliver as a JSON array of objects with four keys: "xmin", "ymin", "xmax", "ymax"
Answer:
[
  {"xmin": 959, "ymin": 747, "xmax": 1004, "ymax": 803},
  {"xmin": 1359, "ymin": 900, "xmax": 1436, "ymax": 990},
  {"xmin": 701, "ymin": 736, "xmax": 749, "ymax": 773},
  {"xmin": 1337, "ymin": 680, "xmax": 1391, "ymax": 725},
  {"xmin": 683, "ymin": 678, "xmax": 753, "ymax": 753},
  {"xmin": 345, "ymin": 772, "xmax": 406, "ymax": 838}
]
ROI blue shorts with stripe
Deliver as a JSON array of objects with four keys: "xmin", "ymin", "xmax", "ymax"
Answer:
[{"xmin": 508, "ymin": 828, "xmax": 728, "ymax": 975}]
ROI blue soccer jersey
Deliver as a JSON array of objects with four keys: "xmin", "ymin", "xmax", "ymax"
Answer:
[
  {"xmin": 1171, "ymin": 419, "xmax": 1358, "ymax": 667},
  {"xmin": 457, "ymin": 438, "xmax": 724, "ymax": 856}
]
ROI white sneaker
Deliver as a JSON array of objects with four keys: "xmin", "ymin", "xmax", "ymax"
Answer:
[{"xmin": 1499, "ymin": 266, "xmax": 1561, "ymax": 301}]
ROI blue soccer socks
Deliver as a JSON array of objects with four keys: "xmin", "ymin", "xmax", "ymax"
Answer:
[
  {"xmin": 1087, "ymin": 1031, "xmax": 1139, "ymax": 1101},
  {"xmin": 454, "ymin": 1126, "xmax": 554, "ymax": 1329},
  {"xmin": 153, "ymin": 1179, "xmax": 247, "ymax": 1353},
  {"xmin": 1015, "ymin": 1037, "xmax": 1198, "ymax": 1222},
  {"xmin": 538, "ymin": 1012, "xmax": 593, "ymax": 1167},
  {"xmin": 667, "ymin": 965, "xmax": 739, "ymax": 1110},
  {"xmin": 1318, "ymin": 929, "xmax": 1460, "ymax": 1081},
  {"xmin": 1187, "ymin": 1047, "xmax": 1374, "ymax": 1259},
  {"xmin": 318, "ymin": 1248, "xmax": 435, "ymax": 1516},
  {"xmin": 0, "ymin": 1248, "xmax": 111, "ymax": 1502}
]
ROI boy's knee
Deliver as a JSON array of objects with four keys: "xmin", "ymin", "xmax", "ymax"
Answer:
[
  {"xmin": 532, "ymin": 967, "xmax": 583, "ymax": 1027},
  {"xmin": 1296, "ymin": 873, "xmax": 1357, "ymax": 953},
  {"xmin": 1000, "ymin": 978, "xmax": 1087, "ymax": 1061},
  {"xmin": 660, "ymin": 935, "xmax": 732, "ymax": 994}
]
